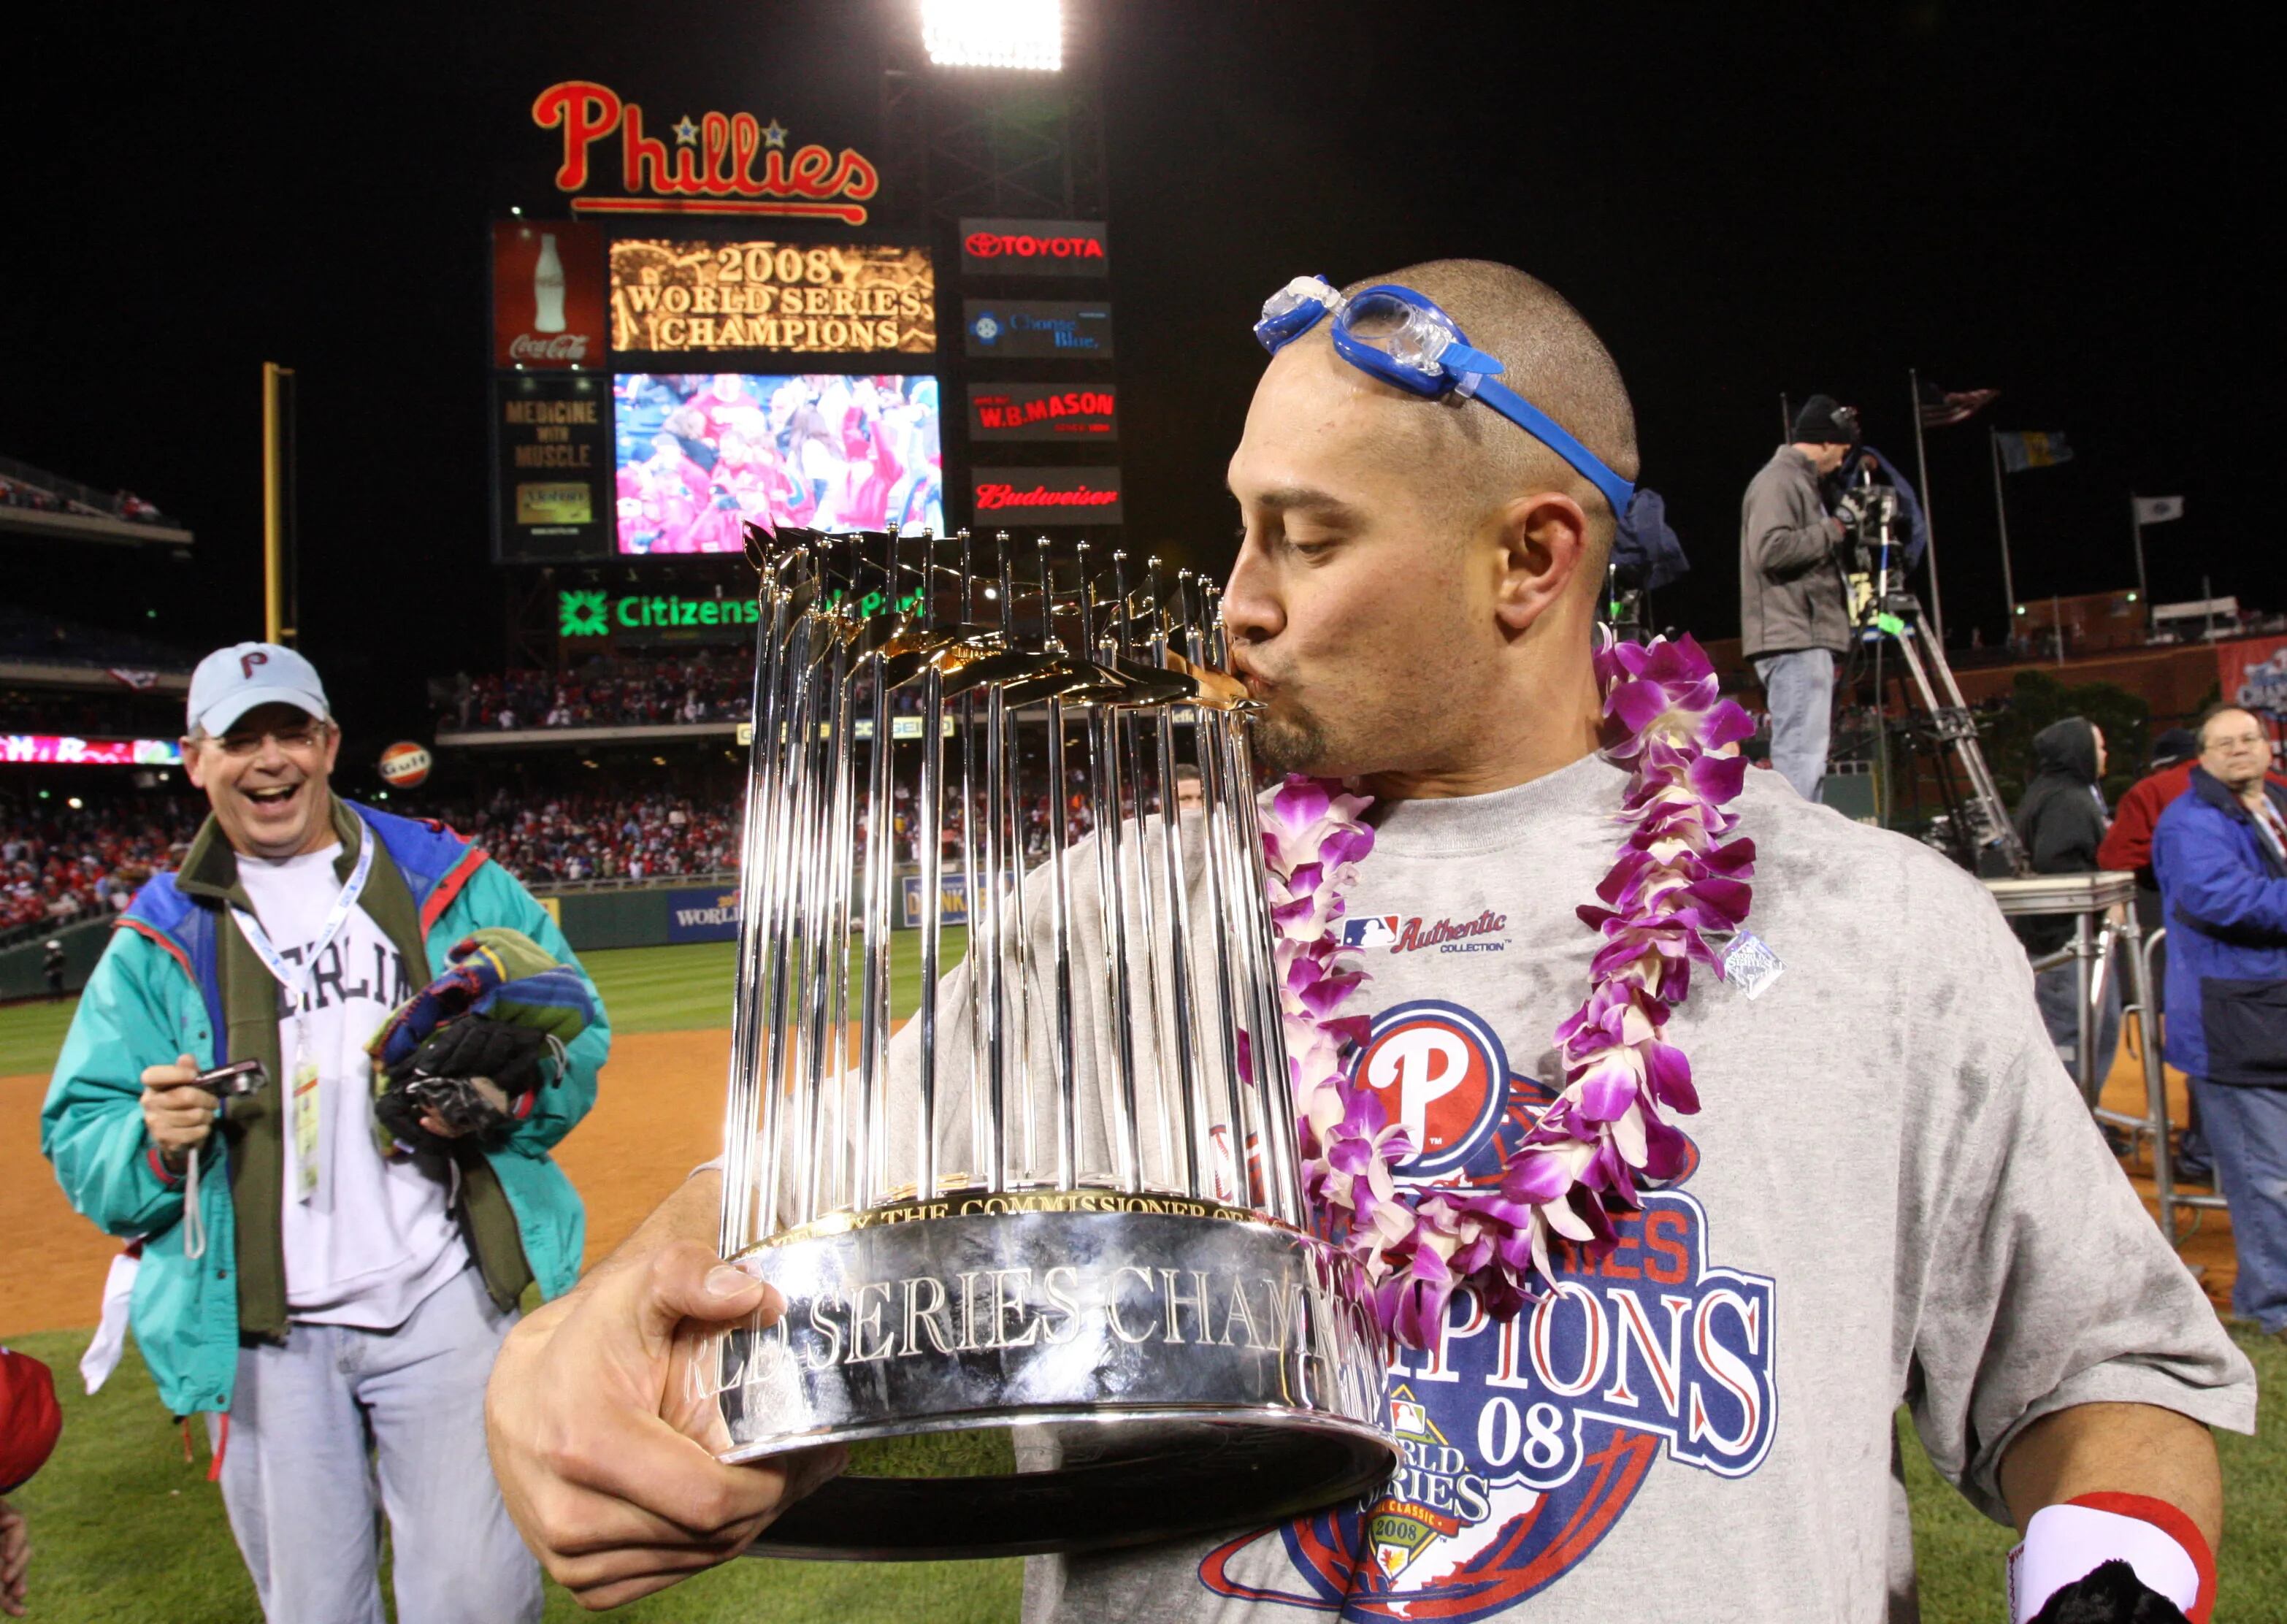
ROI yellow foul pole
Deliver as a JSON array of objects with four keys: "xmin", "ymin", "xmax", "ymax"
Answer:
[{"xmin": 261, "ymin": 362, "xmax": 294, "ymax": 644}]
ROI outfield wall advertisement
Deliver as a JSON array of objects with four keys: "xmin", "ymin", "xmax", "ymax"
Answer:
[{"xmin": 667, "ymin": 884, "xmax": 743, "ymax": 943}]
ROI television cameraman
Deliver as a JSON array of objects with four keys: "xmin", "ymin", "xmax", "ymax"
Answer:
[{"xmin": 1739, "ymin": 395, "xmax": 1863, "ymax": 801}]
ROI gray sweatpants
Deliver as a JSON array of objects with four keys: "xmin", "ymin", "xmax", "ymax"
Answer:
[{"xmin": 208, "ymin": 1264, "xmax": 540, "ymax": 1624}]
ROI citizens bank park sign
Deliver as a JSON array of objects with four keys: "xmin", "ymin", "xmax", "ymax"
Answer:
[{"xmin": 531, "ymin": 81, "xmax": 879, "ymax": 223}]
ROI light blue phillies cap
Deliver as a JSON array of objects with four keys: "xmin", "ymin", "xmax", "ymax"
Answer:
[{"xmin": 187, "ymin": 643, "xmax": 331, "ymax": 738}]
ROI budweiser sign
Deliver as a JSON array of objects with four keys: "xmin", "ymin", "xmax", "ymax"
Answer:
[
  {"xmin": 532, "ymin": 80, "xmax": 878, "ymax": 223},
  {"xmin": 959, "ymin": 216, "xmax": 1110, "ymax": 278},
  {"xmin": 970, "ymin": 467, "xmax": 1124, "ymax": 524}
]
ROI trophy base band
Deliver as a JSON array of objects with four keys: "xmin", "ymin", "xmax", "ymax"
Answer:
[{"xmin": 716, "ymin": 1199, "xmax": 1397, "ymax": 1560}]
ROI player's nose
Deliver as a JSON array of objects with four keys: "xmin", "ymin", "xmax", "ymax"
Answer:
[{"xmin": 1222, "ymin": 537, "xmax": 1283, "ymax": 648}]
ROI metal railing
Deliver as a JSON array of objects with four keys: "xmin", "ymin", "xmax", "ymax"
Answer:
[
  {"xmin": 2129, "ymin": 927, "xmax": 2229, "ymax": 1245},
  {"xmin": 0, "ymin": 452, "xmax": 177, "ymax": 524}
]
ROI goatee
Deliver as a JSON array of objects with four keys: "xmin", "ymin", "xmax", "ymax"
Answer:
[{"xmin": 1246, "ymin": 707, "xmax": 1329, "ymax": 778}]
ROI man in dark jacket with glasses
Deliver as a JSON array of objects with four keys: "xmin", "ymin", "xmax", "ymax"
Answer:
[{"xmin": 2154, "ymin": 705, "xmax": 2287, "ymax": 1350}]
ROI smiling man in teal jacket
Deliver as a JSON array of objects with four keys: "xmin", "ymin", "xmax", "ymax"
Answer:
[{"xmin": 41, "ymin": 643, "xmax": 606, "ymax": 1624}]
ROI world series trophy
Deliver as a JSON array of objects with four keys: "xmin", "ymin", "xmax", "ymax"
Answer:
[{"xmin": 705, "ymin": 524, "xmax": 1395, "ymax": 1559}]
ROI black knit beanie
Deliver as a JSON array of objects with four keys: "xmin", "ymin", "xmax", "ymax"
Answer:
[{"xmin": 1790, "ymin": 394, "xmax": 1860, "ymax": 446}]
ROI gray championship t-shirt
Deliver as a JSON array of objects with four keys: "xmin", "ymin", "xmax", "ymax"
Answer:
[{"xmin": 1014, "ymin": 754, "xmax": 2255, "ymax": 1624}]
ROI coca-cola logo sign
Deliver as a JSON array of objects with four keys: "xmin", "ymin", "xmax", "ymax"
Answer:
[
  {"xmin": 493, "ymin": 220, "xmax": 608, "ymax": 371},
  {"xmin": 969, "ymin": 467, "xmax": 1123, "ymax": 524},
  {"xmin": 959, "ymin": 216, "xmax": 1110, "ymax": 278},
  {"xmin": 509, "ymin": 332, "xmax": 594, "ymax": 362}
]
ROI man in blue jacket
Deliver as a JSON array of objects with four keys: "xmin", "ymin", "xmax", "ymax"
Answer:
[
  {"xmin": 2153, "ymin": 704, "xmax": 2287, "ymax": 1347},
  {"xmin": 41, "ymin": 643, "xmax": 608, "ymax": 1624}
]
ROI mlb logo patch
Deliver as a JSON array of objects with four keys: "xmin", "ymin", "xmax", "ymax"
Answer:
[{"xmin": 1342, "ymin": 914, "xmax": 1400, "ymax": 949}]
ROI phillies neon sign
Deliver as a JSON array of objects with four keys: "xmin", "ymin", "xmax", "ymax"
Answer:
[{"xmin": 532, "ymin": 81, "xmax": 879, "ymax": 223}]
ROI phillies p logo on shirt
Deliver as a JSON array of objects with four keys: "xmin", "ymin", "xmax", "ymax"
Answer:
[
  {"xmin": 1355, "ymin": 1003, "xmax": 1509, "ymax": 1178},
  {"xmin": 1199, "ymin": 998, "xmax": 1779, "ymax": 1620}
]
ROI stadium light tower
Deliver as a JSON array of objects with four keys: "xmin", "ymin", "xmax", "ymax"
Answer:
[{"xmin": 921, "ymin": 0, "xmax": 1063, "ymax": 71}]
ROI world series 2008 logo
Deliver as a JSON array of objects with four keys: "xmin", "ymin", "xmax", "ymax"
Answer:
[{"xmin": 1198, "ymin": 1000, "xmax": 1778, "ymax": 1619}]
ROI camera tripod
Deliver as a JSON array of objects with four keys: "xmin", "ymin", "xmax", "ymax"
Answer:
[{"xmin": 1840, "ymin": 475, "xmax": 2029, "ymax": 876}]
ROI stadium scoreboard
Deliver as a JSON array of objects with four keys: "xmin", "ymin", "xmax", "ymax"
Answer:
[{"xmin": 489, "ymin": 77, "xmax": 1118, "ymax": 570}]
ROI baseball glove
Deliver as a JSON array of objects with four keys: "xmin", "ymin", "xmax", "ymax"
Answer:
[
  {"xmin": 374, "ymin": 1017, "xmax": 554, "ymax": 1153},
  {"xmin": 365, "ymin": 927, "xmax": 598, "ymax": 1156},
  {"xmin": 2029, "ymin": 1560, "xmax": 2192, "ymax": 1624}
]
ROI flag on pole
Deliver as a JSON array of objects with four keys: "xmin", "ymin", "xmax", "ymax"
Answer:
[
  {"xmin": 1918, "ymin": 380, "xmax": 1999, "ymax": 429},
  {"xmin": 2133, "ymin": 494, "xmax": 2185, "ymax": 524},
  {"xmin": 1995, "ymin": 430, "xmax": 2073, "ymax": 472}
]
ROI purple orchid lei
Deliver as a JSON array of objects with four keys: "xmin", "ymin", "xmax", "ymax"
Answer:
[{"xmin": 1260, "ymin": 634, "xmax": 1757, "ymax": 1349}]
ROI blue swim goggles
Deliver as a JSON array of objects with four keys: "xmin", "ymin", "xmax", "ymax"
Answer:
[{"xmin": 1254, "ymin": 275, "xmax": 1636, "ymax": 521}]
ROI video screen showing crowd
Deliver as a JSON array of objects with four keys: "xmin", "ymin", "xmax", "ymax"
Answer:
[{"xmin": 612, "ymin": 372, "xmax": 945, "ymax": 554}]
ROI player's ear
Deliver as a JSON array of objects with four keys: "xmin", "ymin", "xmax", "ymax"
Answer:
[{"xmin": 1493, "ymin": 491, "xmax": 1590, "ymax": 635}]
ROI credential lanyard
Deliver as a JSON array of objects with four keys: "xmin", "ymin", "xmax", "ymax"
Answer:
[{"xmin": 229, "ymin": 829, "xmax": 375, "ymax": 1203}]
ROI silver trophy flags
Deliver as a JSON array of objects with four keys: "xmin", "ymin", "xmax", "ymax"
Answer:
[{"xmin": 707, "ymin": 525, "xmax": 1394, "ymax": 1560}]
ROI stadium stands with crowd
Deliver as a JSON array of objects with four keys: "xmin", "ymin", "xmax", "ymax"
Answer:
[
  {"xmin": 1, "ymin": 792, "xmax": 199, "ymax": 942},
  {"xmin": 452, "ymin": 653, "xmax": 749, "ymax": 731},
  {"xmin": 1, "ymin": 762, "xmax": 1129, "ymax": 941}
]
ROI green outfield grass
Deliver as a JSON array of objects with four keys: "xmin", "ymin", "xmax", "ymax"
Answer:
[
  {"xmin": 0, "ymin": 995, "xmax": 78, "ymax": 1077},
  {"xmin": 0, "ymin": 934, "xmax": 973, "ymax": 1081},
  {"xmin": 582, "ymin": 931, "xmax": 970, "ymax": 1035},
  {"xmin": 585, "ymin": 933, "xmax": 969, "ymax": 1038},
  {"xmin": 4, "ymin": 1323, "xmax": 2277, "ymax": 1624}
]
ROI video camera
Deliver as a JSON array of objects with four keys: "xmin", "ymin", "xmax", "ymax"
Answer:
[
  {"xmin": 1836, "ymin": 460, "xmax": 1904, "ymax": 564},
  {"xmin": 1836, "ymin": 457, "xmax": 1913, "ymax": 627}
]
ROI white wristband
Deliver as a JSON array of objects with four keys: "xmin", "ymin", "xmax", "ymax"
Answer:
[{"xmin": 2007, "ymin": 1504, "xmax": 2199, "ymax": 1623}]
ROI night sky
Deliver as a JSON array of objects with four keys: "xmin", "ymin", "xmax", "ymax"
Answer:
[{"xmin": 4, "ymin": 1, "xmax": 2264, "ymax": 738}]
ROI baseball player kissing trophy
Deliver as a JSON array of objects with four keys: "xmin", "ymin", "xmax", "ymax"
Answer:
[{"xmin": 705, "ymin": 524, "xmax": 1398, "ymax": 1555}]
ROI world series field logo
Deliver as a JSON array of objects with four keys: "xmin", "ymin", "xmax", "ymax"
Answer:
[{"xmin": 1198, "ymin": 1000, "xmax": 1778, "ymax": 1619}]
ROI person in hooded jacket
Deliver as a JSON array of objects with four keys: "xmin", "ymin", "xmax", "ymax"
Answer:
[{"xmin": 2013, "ymin": 716, "xmax": 2122, "ymax": 1108}]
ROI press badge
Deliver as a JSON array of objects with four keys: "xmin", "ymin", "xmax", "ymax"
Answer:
[
  {"xmin": 291, "ymin": 1049, "xmax": 323, "ymax": 1200},
  {"xmin": 1718, "ymin": 930, "xmax": 1785, "ymax": 1000}
]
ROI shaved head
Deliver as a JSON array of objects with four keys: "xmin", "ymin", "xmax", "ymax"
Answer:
[
  {"xmin": 1341, "ymin": 258, "xmax": 1639, "ymax": 570},
  {"xmin": 1222, "ymin": 258, "xmax": 1631, "ymax": 796}
]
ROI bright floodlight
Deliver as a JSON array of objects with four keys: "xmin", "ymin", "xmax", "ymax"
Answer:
[{"xmin": 922, "ymin": 0, "xmax": 1062, "ymax": 70}]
